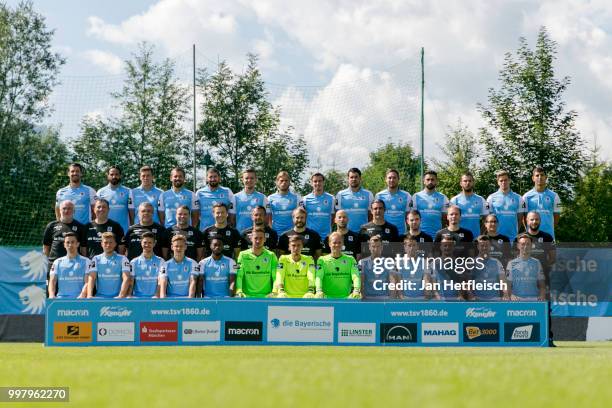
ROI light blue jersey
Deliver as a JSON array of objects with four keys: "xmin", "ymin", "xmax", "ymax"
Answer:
[
  {"xmin": 301, "ymin": 192, "xmax": 335, "ymax": 239},
  {"xmin": 160, "ymin": 257, "xmax": 199, "ymax": 297},
  {"xmin": 50, "ymin": 255, "xmax": 90, "ymax": 298},
  {"xmin": 450, "ymin": 193, "xmax": 488, "ymax": 239},
  {"xmin": 359, "ymin": 257, "xmax": 395, "ymax": 298},
  {"xmin": 375, "ymin": 189, "xmax": 411, "ymax": 235},
  {"xmin": 486, "ymin": 190, "xmax": 525, "ymax": 242},
  {"xmin": 158, "ymin": 187, "xmax": 199, "ymax": 228},
  {"xmin": 398, "ymin": 258, "xmax": 427, "ymax": 299},
  {"xmin": 56, "ymin": 184, "xmax": 97, "ymax": 225},
  {"xmin": 199, "ymin": 255, "xmax": 236, "ymax": 298},
  {"xmin": 268, "ymin": 191, "xmax": 301, "ymax": 235},
  {"xmin": 97, "ymin": 185, "xmax": 132, "ymax": 233},
  {"xmin": 195, "ymin": 186, "xmax": 236, "ymax": 231},
  {"xmin": 335, "ymin": 188, "xmax": 374, "ymax": 232},
  {"xmin": 430, "ymin": 266, "xmax": 459, "ymax": 300},
  {"xmin": 234, "ymin": 190, "xmax": 268, "ymax": 233},
  {"xmin": 130, "ymin": 185, "xmax": 163, "ymax": 224},
  {"xmin": 522, "ymin": 188, "xmax": 561, "ymax": 239},
  {"xmin": 89, "ymin": 252, "xmax": 131, "ymax": 298},
  {"xmin": 412, "ymin": 190, "xmax": 449, "ymax": 238},
  {"xmin": 472, "ymin": 258, "xmax": 504, "ymax": 299},
  {"xmin": 130, "ymin": 254, "xmax": 165, "ymax": 297},
  {"xmin": 507, "ymin": 257, "xmax": 544, "ymax": 299}
]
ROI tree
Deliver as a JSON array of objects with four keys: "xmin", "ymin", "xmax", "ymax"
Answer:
[
  {"xmin": 197, "ymin": 54, "xmax": 309, "ymax": 193},
  {"xmin": 73, "ymin": 42, "xmax": 191, "ymax": 189},
  {"xmin": 478, "ymin": 27, "xmax": 586, "ymax": 201},
  {"xmin": 361, "ymin": 142, "xmax": 422, "ymax": 194}
]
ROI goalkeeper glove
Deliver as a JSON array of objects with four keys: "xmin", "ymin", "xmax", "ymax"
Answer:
[
  {"xmin": 314, "ymin": 291, "xmax": 325, "ymax": 299},
  {"xmin": 276, "ymin": 291, "xmax": 288, "ymax": 298},
  {"xmin": 302, "ymin": 292, "xmax": 315, "ymax": 299},
  {"xmin": 265, "ymin": 292, "xmax": 276, "ymax": 298},
  {"xmin": 234, "ymin": 290, "xmax": 246, "ymax": 298},
  {"xmin": 348, "ymin": 290, "xmax": 361, "ymax": 300}
]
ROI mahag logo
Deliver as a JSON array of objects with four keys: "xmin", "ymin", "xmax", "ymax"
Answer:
[
  {"xmin": 19, "ymin": 285, "xmax": 46, "ymax": 314},
  {"xmin": 20, "ymin": 251, "xmax": 47, "ymax": 281}
]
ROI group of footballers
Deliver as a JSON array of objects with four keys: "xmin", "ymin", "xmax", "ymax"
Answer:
[{"xmin": 44, "ymin": 163, "xmax": 559, "ymax": 302}]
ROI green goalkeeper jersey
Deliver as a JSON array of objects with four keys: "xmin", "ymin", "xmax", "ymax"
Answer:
[
  {"xmin": 276, "ymin": 254, "xmax": 315, "ymax": 297},
  {"xmin": 316, "ymin": 253, "xmax": 360, "ymax": 298},
  {"xmin": 236, "ymin": 248, "xmax": 277, "ymax": 297}
]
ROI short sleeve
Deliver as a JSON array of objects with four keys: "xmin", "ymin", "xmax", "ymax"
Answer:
[
  {"xmin": 227, "ymin": 190, "xmax": 236, "ymax": 214},
  {"xmin": 190, "ymin": 261, "xmax": 199, "ymax": 276},
  {"xmin": 553, "ymin": 193, "xmax": 561, "ymax": 213},
  {"xmin": 367, "ymin": 190, "xmax": 374, "ymax": 207},
  {"xmin": 49, "ymin": 259, "xmax": 59, "ymax": 276},
  {"xmin": 129, "ymin": 259, "xmax": 136, "ymax": 277},
  {"xmin": 55, "ymin": 190, "xmax": 61, "ymax": 207},
  {"xmin": 128, "ymin": 189, "xmax": 135, "ymax": 210},
  {"xmin": 505, "ymin": 262, "xmax": 514, "ymax": 282},
  {"xmin": 191, "ymin": 192, "xmax": 200, "ymax": 211},
  {"xmin": 158, "ymin": 193, "xmax": 165, "ymax": 211},
  {"xmin": 89, "ymin": 186, "xmax": 97, "ymax": 204},
  {"xmin": 480, "ymin": 196, "xmax": 489, "ymax": 216},
  {"xmin": 121, "ymin": 256, "xmax": 131, "ymax": 274},
  {"xmin": 263, "ymin": 195, "xmax": 270, "ymax": 213},
  {"xmin": 404, "ymin": 192, "xmax": 412, "ymax": 212},
  {"xmin": 159, "ymin": 262, "xmax": 168, "ymax": 279},
  {"xmin": 518, "ymin": 196, "xmax": 527, "ymax": 213},
  {"xmin": 229, "ymin": 258, "xmax": 237, "ymax": 275},
  {"xmin": 442, "ymin": 195, "xmax": 450, "ymax": 213},
  {"xmin": 334, "ymin": 192, "xmax": 342, "ymax": 210},
  {"xmin": 88, "ymin": 257, "xmax": 98, "ymax": 274},
  {"xmin": 536, "ymin": 260, "xmax": 545, "ymax": 281}
]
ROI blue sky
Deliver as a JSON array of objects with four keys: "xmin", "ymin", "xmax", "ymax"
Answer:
[{"xmin": 8, "ymin": 0, "xmax": 612, "ymax": 167}]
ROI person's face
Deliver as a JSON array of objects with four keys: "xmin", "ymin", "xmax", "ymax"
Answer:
[
  {"xmin": 311, "ymin": 175, "xmax": 324, "ymax": 193},
  {"xmin": 403, "ymin": 240, "xmax": 417, "ymax": 257},
  {"xmin": 94, "ymin": 201, "xmax": 109, "ymax": 219},
  {"xmin": 64, "ymin": 236, "xmax": 79, "ymax": 253},
  {"xmin": 172, "ymin": 240, "xmax": 187, "ymax": 257},
  {"xmin": 293, "ymin": 212, "xmax": 306, "ymax": 229},
  {"xmin": 527, "ymin": 213, "xmax": 541, "ymax": 231},
  {"xmin": 497, "ymin": 175, "xmax": 510, "ymax": 191},
  {"xmin": 141, "ymin": 237, "xmax": 155, "ymax": 253},
  {"xmin": 276, "ymin": 175, "xmax": 290, "ymax": 192},
  {"xmin": 252, "ymin": 231, "xmax": 265, "ymax": 249},
  {"xmin": 484, "ymin": 217, "xmax": 498, "ymax": 234},
  {"xmin": 176, "ymin": 208, "xmax": 190, "ymax": 226},
  {"xmin": 289, "ymin": 240, "xmax": 303, "ymax": 256},
  {"xmin": 440, "ymin": 240, "xmax": 454, "ymax": 256},
  {"xmin": 423, "ymin": 174, "xmax": 437, "ymax": 190},
  {"xmin": 139, "ymin": 205, "xmax": 153, "ymax": 224},
  {"xmin": 60, "ymin": 202, "xmax": 74, "ymax": 220},
  {"xmin": 335, "ymin": 211, "xmax": 348, "ymax": 228},
  {"xmin": 371, "ymin": 202, "xmax": 385, "ymax": 221},
  {"xmin": 386, "ymin": 172, "xmax": 399, "ymax": 189},
  {"xmin": 348, "ymin": 172, "xmax": 361, "ymax": 189},
  {"xmin": 171, "ymin": 170, "xmax": 185, "ymax": 188},
  {"xmin": 213, "ymin": 207, "xmax": 228, "ymax": 224},
  {"xmin": 407, "ymin": 213, "xmax": 421, "ymax": 231},
  {"xmin": 108, "ymin": 168, "xmax": 121, "ymax": 185},
  {"xmin": 101, "ymin": 237, "xmax": 116, "ymax": 253},
  {"xmin": 517, "ymin": 237, "xmax": 532, "ymax": 256},
  {"xmin": 251, "ymin": 208, "xmax": 265, "ymax": 225},
  {"xmin": 460, "ymin": 175, "xmax": 474, "ymax": 193},
  {"xmin": 369, "ymin": 240, "xmax": 382, "ymax": 258},
  {"xmin": 532, "ymin": 171, "xmax": 547, "ymax": 188},
  {"xmin": 447, "ymin": 207, "xmax": 460, "ymax": 226},
  {"xmin": 207, "ymin": 171, "xmax": 220, "ymax": 188},
  {"xmin": 330, "ymin": 235, "xmax": 343, "ymax": 253},
  {"xmin": 242, "ymin": 172, "xmax": 256, "ymax": 189},
  {"xmin": 210, "ymin": 239, "xmax": 224, "ymax": 256},
  {"xmin": 68, "ymin": 166, "xmax": 82, "ymax": 183},
  {"xmin": 477, "ymin": 240, "xmax": 490, "ymax": 256},
  {"xmin": 140, "ymin": 170, "xmax": 153, "ymax": 187}
]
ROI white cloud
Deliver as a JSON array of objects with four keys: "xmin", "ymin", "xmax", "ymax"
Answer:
[{"xmin": 83, "ymin": 49, "xmax": 123, "ymax": 74}]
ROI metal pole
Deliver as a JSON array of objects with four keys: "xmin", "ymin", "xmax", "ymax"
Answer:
[
  {"xmin": 420, "ymin": 47, "xmax": 425, "ymax": 180},
  {"xmin": 192, "ymin": 44, "xmax": 197, "ymax": 191}
]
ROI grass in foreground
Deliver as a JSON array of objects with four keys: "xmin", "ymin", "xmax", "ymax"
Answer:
[{"xmin": 1, "ymin": 342, "xmax": 611, "ymax": 407}]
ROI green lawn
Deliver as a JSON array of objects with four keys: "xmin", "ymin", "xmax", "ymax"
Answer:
[{"xmin": 1, "ymin": 343, "xmax": 611, "ymax": 407}]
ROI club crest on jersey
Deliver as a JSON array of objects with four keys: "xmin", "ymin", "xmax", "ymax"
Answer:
[
  {"xmin": 305, "ymin": 235, "xmax": 310, "ymax": 239},
  {"xmin": 348, "ymin": 236, "xmax": 354, "ymax": 242},
  {"xmin": 72, "ymin": 226, "xmax": 78, "ymax": 231},
  {"xmin": 263, "ymin": 258, "xmax": 269, "ymax": 263},
  {"xmin": 385, "ymin": 229, "xmax": 390, "ymax": 233},
  {"xmin": 342, "ymin": 259, "xmax": 347, "ymax": 264},
  {"xmin": 226, "ymin": 230, "xmax": 231, "ymax": 236}
]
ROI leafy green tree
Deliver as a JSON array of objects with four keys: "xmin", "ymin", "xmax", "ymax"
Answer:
[
  {"xmin": 73, "ymin": 42, "xmax": 191, "ymax": 189},
  {"xmin": 478, "ymin": 27, "xmax": 586, "ymax": 200},
  {"xmin": 361, "ymin": 142, "xmax": 421, "ymax": 194}
]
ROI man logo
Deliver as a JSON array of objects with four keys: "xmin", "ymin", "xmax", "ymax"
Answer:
[{"xmin": 380, "ymin": 323, "xmax": 417, "ymax": 343}]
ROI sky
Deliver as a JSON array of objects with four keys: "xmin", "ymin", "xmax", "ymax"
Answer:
[{"xmin": 8, "ymin": 0, "xmax": 612, "ymax": 169}]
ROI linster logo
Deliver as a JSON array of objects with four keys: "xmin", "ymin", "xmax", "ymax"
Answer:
[
  {"xmin": 224, "ymin": 321, "xmax": 263, "ymax": 342},
  {"xmin": 54, "ymin": 322, "xmax": 92, "ymax": 343},
  {"xmin": 140, "ymin": 322, "xmax": 178, "ymax": 342},
  {"xmin": 504, "ymin": 323, "xmax": 540, "ymax": 342},
  {"xmin": 338, "ymin": 323, "xmax": 376, "ymax": 344},
  {"xmin": 463, "ymin": 323, "xmax": 500, "ymax": 342},
  {"xmin": 380, "ymin": 323, "xmax": 417, "ymax": 343},
  {"xmin": 421, "ymin": 323, "xmax": 459, "ymax": 343}
]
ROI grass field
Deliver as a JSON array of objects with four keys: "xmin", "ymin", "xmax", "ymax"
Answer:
[{"xmin": 1, "ymin": 342, "xmax": 611, "ymax": 407}]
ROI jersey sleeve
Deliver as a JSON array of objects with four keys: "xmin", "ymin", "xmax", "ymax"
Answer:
[
  {"xmin": 505, "ymin": 261, "xmax": 514, "ymax": 282},
  {"xmin": 442, "ymin": 195, "xmax": 449, "ymax": 213},
  {"xmin": 480, "ymin": 196, "xmax": 489, "ymax": 216},
  {"xmin": 235, "ymin": 252, "xmax": 244, "ymax": 291},
  {"xmin": 191, "ymin": 192, "xmax": 200, "ymax": 211},
  {"xmin": 88, "ymin": 257, "xmax": 98, "ymax": 274},
  {"xmin": 450, "ymin": 195, "xmax": 458, "ymax": 206},
  {"xmin": 350, "ymin": 257, "xmax": 360, "ymax": 291},
  {"xmin": 536, "ymin": 260, "xmax": 545, "ymax": 281},
  {"xmin": 55, "ymin": 190, "xmax": 61, "ymax": 207},
  {"xmin": 88, "ymin": 186, "xmax": 97, "ymax": 204},
  {"xmin": 190, "ymin": 260, "xmax": 199, "ymax": 276},
  {"xmin": 227, "ymin": 190, "xmax": 236, "ymax": 214},
  {"xmin": 128, "ymin": 189, "xmax": 135, "ymax": 210},
  {"xmin": 263, "ymin": 195, "xmax": 270, "ymax": 213},
  {"xmin": 129, "ymin": 259, "xmax": 137, "ymax": 277},
  {"xmin": 404, "ymin": 192, "xmax": 412, "ymax": 212},
  {"xmin": 269, "ymin": 253, "xmax": 278, "ymax": 282},
  {"xmin": 42, "ymin": 223, "xmax": 54, "ymax": 246},
  {"xmin": 49, "ymin": 259, "xmax": 60, "ymax": 276},
  {"xmin": 228, "ymin": 258, "xmax": 237, "ymax": 275},
  {"xmin": 121, "ymin": 255, "xmax": 131, "ymax": 275},
  {"xmin": 518, "ymin": 196, "xmax": 526, "ymax": 213},
  {"xmin": 334, "ymin": 192, "xmax": 342, "ymax": 210},
  {"xmin": 553, "ymin": 193, "xmax": 561, "ymax": 213},
  {"xmin": 358, "ymin": 259, "xmax": 365, "ymax": 276},
  {"xmin": 315, "ymin": 258, "xmax": 325, "ymax": 292},
  {"xmin": 306, "ymin": 257, "xmax": 316, "ymax": 289},
  {"xmin": 275, "ymin": 256, "xmax": 286, "ymax": 288},
  {"xmin": 159, "ymin": 261, "xmax": 168, "ymax": 280},
  {"xmin": 158, "ymin": 193, "xmax": 165, "ymax": 212},
  {"xmin": 367, "ymin": 190, "xmax": 374, "ymax": 208}
]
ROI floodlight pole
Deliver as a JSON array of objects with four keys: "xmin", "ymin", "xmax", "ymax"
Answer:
[
  {"xmin": 420, "ymin": 47, "xmax": 425, "ymax": 181},
  {"xmin": 193, "ymin": 44, "xmax": 197, "ymax": 192}
]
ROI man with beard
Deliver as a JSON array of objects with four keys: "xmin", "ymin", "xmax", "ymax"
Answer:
[
  {"xmin": 96, "ymin": 166, "xmax": 133, "ymax": 233},
  {"xmin": 268, "ymin": 171, "xmax": 301, "ymax": 236},
  {"xmin": 434, "ymin": 205, "xmax": 474, "ymax": 244},
  {"xmin": 450, "ymin": 172, "xmax": 488, "ymax": 239},
  {"xmin": 167, "ymin": 205, "xmax": 204, "ymax": 261},
  {"xmin": 481, "ymin": 214, "xmax": 511, "ymax": 266},
  {"xmin": 522, "ymin": 166, "xmax": 561, "ymax": 240},
  {"xmin": 240, "ymin": 205, "xmax": 278, "ymax": 251},
  {"xmin": 235, "ymin": 227, "xmax": 277, "ymax": 298},
  {"xmin": 86, "ymin": 198, "xmax": 125, "ymax": 257},
  {"xmin": 43, "ymin": 201, "xmax": 88, "ymax": 271},
  {"xmin": 122, "ymin": 202, "xmax": 168, "ymax": 260},
  {"xmin": 55, "ymin": 163, "xmax": 96, "ymax": 225},
  {"xmin": 234, "ymin": 169, "xmax": 269, "ymax": 233},
  {"xmin": 403, "ymin": 210, "xmax": 433, "ymax": 243},
  {"xmin": 358, "ymin": 199, "xmax": 400, "ymax": 244},
  {"xmin": 199, "ymin": 237, "xmax": 236, "ymax": 298},
  {"xmin": 486, "ymin": 169, "xmax": 526, "ymax": 242},
  {"xmin": 130, "ymin": 165, "xmax": 163, "ymax": 225},
  {"xmin": 158, "ymin": 166, "xmax": 199, "ymax": 228},
  {"xmin": 194, "ymin": 167, "xmax": 236, "ymax": 231},
  {"xmin": 324, "ymin": 210, "xmax": 361, "ymax": 259},
  {"xmin": 375, "ymin": 169, "xmax": 411, "ymax": 236},
  {"xmin": 412, "ymin": 170, "xmax": 449, "ymax": 239},
  {"xmin": 278, "ymin": 207, "xmax": 323, "ymax": 262},
  {"xmin": 301, "ymin": 172, "xmax": 335, "ymax": 240},
  {"xmin": 335, "ymin": 168, "xmax": 374, "ymax": 233},
  {"xmin": 202, "ymin": 203, "xmax": 242, "ymax": 259}
]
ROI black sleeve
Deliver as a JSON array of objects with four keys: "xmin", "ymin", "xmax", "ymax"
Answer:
[
  {"xmin": 231, "ymin": 229, "xmax": 242, "ymax": 248},
  {"xmin": 390, "ymin": 224, "xmax": 400, "ymax": 242},
  {"xmin": 78, "ymin": 224, "xmax": 88, "ymax": 248},
  {"xmin": 434, "ymin": 230, "xmax": 443, "ymax": 243},
  {"xmin": 278, "ymin": 233, "xmax": 288, "ymax": 252},
  {"xmin": 121, "ymin": 227, "xmax": 131, "ymax": 246},
  {"xmin": 240, "ymin": 231, "xmax": 250, "ymax": 250},
  {"xmin": 465, "ymin": 230, "xmax": 474, "ymax": 242},
  {"xmin": 194, "ymin": 230, "xmax": 204, "ymax": 249},
  {"xmin": 323, "ymin": 236, "xmax": 331, "ymax": 254},
  {"xmin": 312, "ymin": 231, "xmax": 323, "ymax": 250},
  {"xmin": 42, "ymin": 222, "xmax": 54, "ymax": 246},
  {"xmin": 115, "ymin": 223, "xmax": 125, "ymax": 243},
  {"xmin": 267, "ymin": 230, "xmax": 278, "ymax": 250}
]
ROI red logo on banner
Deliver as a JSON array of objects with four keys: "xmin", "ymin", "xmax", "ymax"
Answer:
[{"xmin": 140, "ymin": 322, "xmax": 178, "ymax": 342}]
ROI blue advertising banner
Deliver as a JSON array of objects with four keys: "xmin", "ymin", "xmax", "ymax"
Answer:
[
  {"xmin": 0, "ymin": 247, "xmax": 47, "ymax": 315},
  {"xmin": 46, "ymin": 299, "xmax": 548, "ymax": 347}
]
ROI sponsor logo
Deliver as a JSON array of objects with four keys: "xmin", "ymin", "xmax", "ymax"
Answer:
[
  {"xmin": 182, "ymin": 321, "xmax": 221, "ymax": 342},
  {"xmin": 54, "ymin": 322, "xmax": 92, "ymax": 343},
  {"xmin": 57, "ymin": 309, "xmax": 89, "ymax": 317},
  {"xmin": 97, "ymin": 322, "xmax": 135, "ymax": 342},
  {"xmin": 225, "ymin": 321, "xmax": 263, "ymax": 341},
  {"xmin": 267, "ymin": 306, "xmax": 334, "ymax": 343},
  {"xmin": 465, "ymin": 307, "xmax": 496, "ymax": 319},
  {"xmin": 463, "ymin": 323, "xmax": 500, "ymax": 342},
  {"xmin": 380, "ymin": 323, "xmax": 417, "ymax": 343},
  {"xmin": 338, "ymin": 323, "xmax": 376, "ymax": 343},
  {"xmin": 506, "ymin": 310, "xmax": 537, "ymax": 317},
  {"xmin": 421, "ymin": 323, "xmax": 459, "ymax": 343},
  {"xmin": 99, "ymin": 306, "xmax": 133, "ymax": 318},
  {"xmin": 140, "ymin": 322, "xmax": 178, "ymax": 342},
  {"xmin": 504, "ymin": 323, "xmax": 540, "ymax": 342}
]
